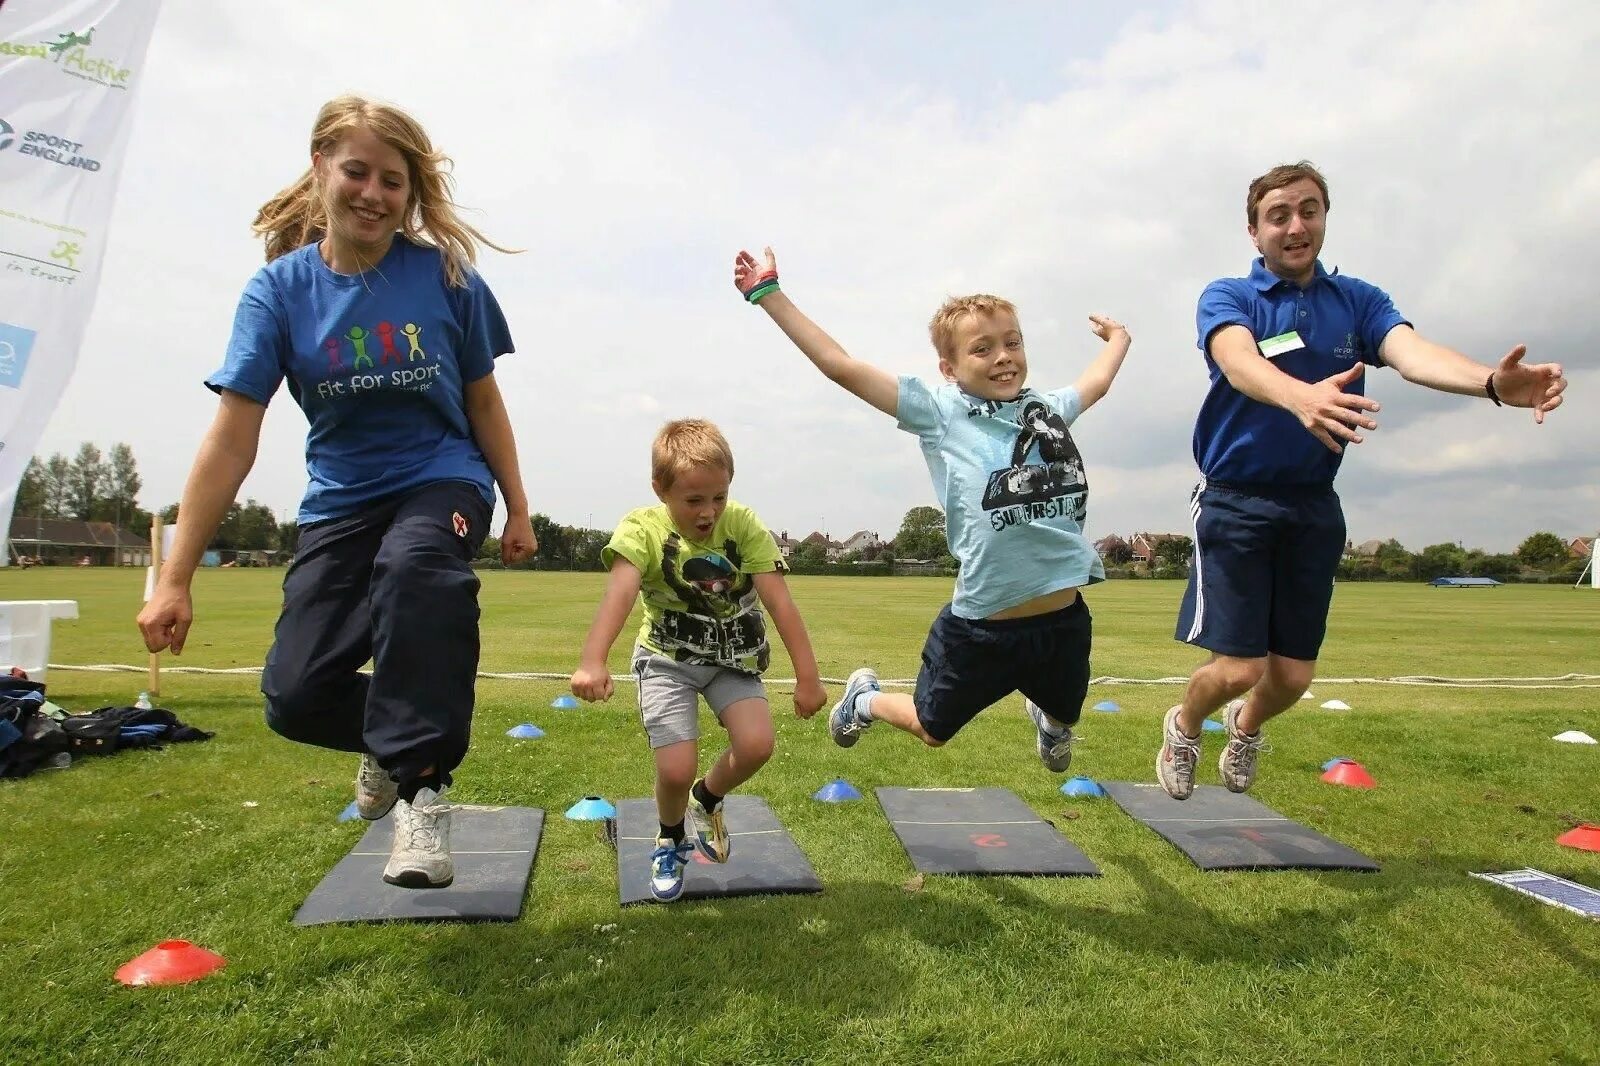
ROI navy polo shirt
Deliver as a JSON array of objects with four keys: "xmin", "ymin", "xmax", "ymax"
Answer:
[{"xmin": 1191, "ymin": 258, "xmax": 1409, "ymax": 487}]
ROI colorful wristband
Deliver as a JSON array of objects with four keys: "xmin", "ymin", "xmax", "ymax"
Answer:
[{"xmin": 745, "ymin": 272, "xmax": 780, "ymax": 304}]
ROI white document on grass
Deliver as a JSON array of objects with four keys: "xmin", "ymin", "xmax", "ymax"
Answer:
[{"xmin": 1471, "ymin": 869, "xmax": 1600, "ymax": 919}]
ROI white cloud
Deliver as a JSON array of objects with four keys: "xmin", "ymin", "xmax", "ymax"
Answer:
[{"xmin": 30, "ymin": 0, "xmax": 1598, "ymax": 551}]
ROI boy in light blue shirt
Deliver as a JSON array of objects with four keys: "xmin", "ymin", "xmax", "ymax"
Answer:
[{"xmin": 733, "ymin": 247, "xmax": 1131, "ymax": 770}]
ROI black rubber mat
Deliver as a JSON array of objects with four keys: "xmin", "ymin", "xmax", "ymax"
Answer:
[
  {"xmin": 293, "ymin": 805, "xmax": 544, "ymax": 926},
  {"xmin": 616, "ymin": 795, "xmax": 821, "ymax": 905},
  {"xmin": 875, "ymin": 787, "xmax": 1100, "ymax": 876},
  {"xmin": 1102, "ymin": 781, "xmax": 1379, "ymax": 872}
]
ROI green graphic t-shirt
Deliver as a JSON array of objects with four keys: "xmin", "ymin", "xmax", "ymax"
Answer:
[{"xmin": 601, "ymin": 501, "xmax": 786, "ymax": 674}]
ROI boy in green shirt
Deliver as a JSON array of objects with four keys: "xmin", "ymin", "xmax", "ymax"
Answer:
[{"xmin": 571, "ymin": 419, "xmax": 826, "ymax": 901}]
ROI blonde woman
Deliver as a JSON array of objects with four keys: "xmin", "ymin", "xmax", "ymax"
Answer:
[{"xmin": 138, "ymin": 95, "xmax": 535, "ymax": 888}]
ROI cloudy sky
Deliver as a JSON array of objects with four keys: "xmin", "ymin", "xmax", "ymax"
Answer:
[{"xmin": 31, "ymin": 0, "xmax": 1600, "ymax": 551}]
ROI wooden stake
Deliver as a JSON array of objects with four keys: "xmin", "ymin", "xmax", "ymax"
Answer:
[{"xmin": 148, "ymin": 515, "xmax": 163, "ymax": 697}]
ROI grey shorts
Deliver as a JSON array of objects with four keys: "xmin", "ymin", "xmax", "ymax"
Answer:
[{"xmin": 631, "ymin": 647, "xmax": 767, "ymax": 749}]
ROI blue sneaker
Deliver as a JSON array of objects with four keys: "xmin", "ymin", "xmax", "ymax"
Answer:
[
  {"xmin": 649, "ymin": 836, "xmax": 695, "ymax": 902},
  {"xmin": 1025, "ymin": 699, "xmax": 1074, "ymax": 773},
  {"xmin": 829, "ymin": 667, "xmax": 879, "ymax": 748}
]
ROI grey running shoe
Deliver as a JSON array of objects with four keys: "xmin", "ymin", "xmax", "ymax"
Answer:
[
  {"xmin": 1156, "ymin": 705, "xmax": 1201, "ymax": 800},
  {"xmin": 828, "ymin": 667, "xmax": 879, "ymax": 748},
  {"xmin": 1218, "ymin": 699, "xmax": 1266, "ymax": 793},
  {"xmin": 1026, "ymin": 699, "xmax": 1074, "ymax": 773},
  {"xmin": 356, "ymin": 753, "xmax": 399, "ymax": 820}
]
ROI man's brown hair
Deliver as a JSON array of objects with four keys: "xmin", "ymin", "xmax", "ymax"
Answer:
[{"xmin": 1247, "ymin": 161, "xmax": 1329, "ymax": 225}]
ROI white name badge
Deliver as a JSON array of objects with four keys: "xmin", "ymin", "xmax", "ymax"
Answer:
[{"xmin": 1258, "ymin": 331, "xmax": 1306, "ymax": 359}]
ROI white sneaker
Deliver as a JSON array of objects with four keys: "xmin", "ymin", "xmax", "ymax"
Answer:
[
  {"xmin": 356, "ymin": 753, "xmax": 399, "ymax": 820},
  {"xmin": 1156, "ymin": 705, "xmax": 1201, "ymax": 800},
  {"xmin": 1219, "ymin": 699, "xmax": 1266, "ymax": 793},
  {"xmin": 383, "ymin": 784, "xmax": 453, "ymax": 888},
  {"xmin": 649, "ymin": 836, "xmax": 695, "ymax": 901}
]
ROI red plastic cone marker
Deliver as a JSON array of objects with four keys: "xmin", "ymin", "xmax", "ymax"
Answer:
[
  {"xmin": 1556, "ymin": 824, "xmax": 1600, "ymax": 853},
  {"xmin": 1320, "ymin": 761, "xmax": 1377, "ymax": 789},
  {"xmin": 115, "ymin": 940, "xmax": 227, "ymax": 987}
]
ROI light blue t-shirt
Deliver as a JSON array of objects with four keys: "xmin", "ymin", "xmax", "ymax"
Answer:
[
  {"xmin": 897, "ymin": 376, "xmax": 1105, "ymax": 619},
  {"xmin": 206, "ymin": 237, "xmax": 513, "ymax": 524}
]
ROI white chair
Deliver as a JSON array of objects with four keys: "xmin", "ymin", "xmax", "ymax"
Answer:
[{"xmin": 0, "ymin": 600, "xmax": 80, "ymax": 686}]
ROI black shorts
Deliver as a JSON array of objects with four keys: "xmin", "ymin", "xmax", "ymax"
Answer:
[{"xmin": 913, "ymin": 597, "xmax": 1092, "ymax": 743}]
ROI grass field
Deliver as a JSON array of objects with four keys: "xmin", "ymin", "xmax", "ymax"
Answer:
[{"xmin": 2, "ymin": 570, "xmax": 1597, "ymax": 1065}]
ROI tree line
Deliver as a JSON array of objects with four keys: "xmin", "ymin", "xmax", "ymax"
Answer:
[
  {"xmin": 16, "ymin": 445, "xmax": 295, "ymax": 555},
  {"xmin": 1333, "ymin": 532, "xmax": 1584, "ymax": 583},
  {"xmin": 11, "ymin": 446, "xmax": 1591, "ymax": 580},
  {"xmin": 902, "ymin": 506, "xmax": 1583, "ymax": 583}
]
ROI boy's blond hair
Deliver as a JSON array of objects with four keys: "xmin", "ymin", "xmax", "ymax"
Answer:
[
  {"xmin": 651, "ymin": 419, "xmax": 735, "ymax": 490},
  {"xmin": 928, "ymin": 294, "xmax": 1021, "ymax": 360}
]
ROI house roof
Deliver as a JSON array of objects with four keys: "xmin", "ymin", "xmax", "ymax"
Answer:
[
  {"xmin": 8, "ymin": 517, "xmax": 150, "ymax": 549},
  {"xmin": 1129, "ymin": 532, "xmax": 1184, "ymax": 555}
]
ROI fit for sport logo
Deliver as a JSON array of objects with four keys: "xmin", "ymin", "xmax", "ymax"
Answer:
[
  {"xmin": 0, "ymin": 322, "xmax": 39, "ymax": 390},
  {"xmin": 1332, "ymin": 331, "xmax": 1366, "ymax": 361},
  {"xmin": 0, "ymin": 27, "xmax": 135, "ymax": 90},
  {"xmin": 0, "ymin": 118, "xmax": 102, "ymax": 171}
]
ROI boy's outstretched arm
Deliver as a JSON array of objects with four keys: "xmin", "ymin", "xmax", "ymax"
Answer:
[
  {"xmin": 571, "ymin": 556, "xmax": 643, "ymax": 702},
  {"xmin": 751, "ymin": 570, "xmax": 826, "ymax": 719},
  {"xmin": 734, "ymin": 247, "xmax": 899, "ymax": 417},
  {"xmin": 1071, "ymin": 314, "xmax": 1132, "ymax": 413}
]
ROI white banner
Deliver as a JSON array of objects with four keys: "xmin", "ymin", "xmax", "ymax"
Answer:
[{"xmin": 0, "ymin": 0, "xmax": 161, "ymax": 564}]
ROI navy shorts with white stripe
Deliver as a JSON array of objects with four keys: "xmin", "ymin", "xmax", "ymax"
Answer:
[{"xmin": 1174, "ymin": 480, "xmax": 1346, "ymax": 661}]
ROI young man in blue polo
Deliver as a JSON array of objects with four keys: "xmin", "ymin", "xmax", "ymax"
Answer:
[{"xmin": 1157, "ymin": 161, "xmax": 1568, "ymax": 800}]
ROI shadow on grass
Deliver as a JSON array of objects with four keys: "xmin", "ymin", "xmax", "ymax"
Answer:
[
  {"xmin": 407, "ymin": 880, "xmax": 1003, "ymax": 1054},
  {"xmin": 974, "ymin": 854, "xmax": 1416, "ymax": 967},
  {"xmin": 1419, "ymin": 855, "xmax": 1600, "ymax": 983}
]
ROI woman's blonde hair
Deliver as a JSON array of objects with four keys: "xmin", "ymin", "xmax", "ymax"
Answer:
[{"xmin": 252, "ymin": 94, "xmax": 514, "ymax": 287}]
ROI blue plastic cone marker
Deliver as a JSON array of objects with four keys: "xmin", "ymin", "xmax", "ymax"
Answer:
[
  {"xmin": 1321, "ymin": 757, "xmax": 1354, "ymax": 771},
  {"xmin": 337, "ymin": 801, "xmax": 361, "ymax": 822},
  {"xmin": 506, "ymin": 723, "xmax": 545, "ymax": 739},
  {"xmin": 565, "ymin": 795, "xmax": 616, "ymax": 821},
  {"xmin": 1091, "ymin": 700, "xmax": 1120, "ymax": 713},
  {"xmin": 1202, "ymin": 719, "xmax": 1226, "ymax": 733},
  {"xmin": 551, "ymin": 694, "xmax": 580, "ymax": 710},
  {"xmin": 812, "ymin": 779, "xmax": 862, "ymax": 802},
  {"xmin": 1059, "ymin": 775, "xmax": 1105, "ymax": 798}
]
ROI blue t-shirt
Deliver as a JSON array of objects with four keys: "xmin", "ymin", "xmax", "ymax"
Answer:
[
  {"xmin": 207, "ymin": 237, "xmax": 513, "ymax": 523},
  {"xmin": 1193, "ymin": 258, "xmax": 1409, "ymax": 486},
  {"xmin": 897, "ymin": 376, "xmax": 1105, "ymax": 619}
]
